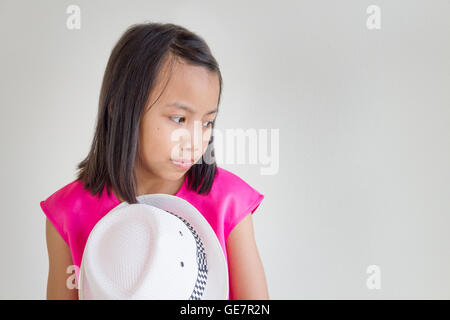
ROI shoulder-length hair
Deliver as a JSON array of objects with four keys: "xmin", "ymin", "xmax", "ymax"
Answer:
[{"xmin": 75, "ymin": 22, "xmax": 222, "ymax": 203}]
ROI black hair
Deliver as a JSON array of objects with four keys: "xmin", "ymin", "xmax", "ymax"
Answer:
[{"xmin": 75, "ymin": 21, "xmax": 222, "ymax": 203}]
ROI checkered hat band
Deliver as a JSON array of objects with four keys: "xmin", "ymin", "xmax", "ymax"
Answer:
[{"xmin": 162, "ymin": 209, "xmax": 208, "ymax": 300}]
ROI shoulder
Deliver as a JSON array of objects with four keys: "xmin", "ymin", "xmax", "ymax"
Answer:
[
  {"xmin": 211, "ymin": 167, "xmax": 265, "ymax": 240},
  {"xmin": 41, "ymin": 179, "xmax": 116, "ymax": 213},
  {"xmin": 40, "ymin": 180, "xmax": 113, "ymax": 243},
  {"xmin": 213, "ymin": 167, "xmax": 261, "ymax": 197},
  {"xmin": 41, "ymin": 180, "xmax": 120, "ymax": 267},
  {"xmin": 40, "ymin": 180, "xmax": 92, "ymax": 215},
  {"xmin": 41, "ymin": 180, "xmax": 84, "ymax": 215},
  {"xmin": 40, "ymin": 180, "xmax": 86, "ymax": 246}
]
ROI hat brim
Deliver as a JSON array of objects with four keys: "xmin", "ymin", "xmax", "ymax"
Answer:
[{"xmin": 79, "ymin": 193, "xmax": 229, "ymax": 300}]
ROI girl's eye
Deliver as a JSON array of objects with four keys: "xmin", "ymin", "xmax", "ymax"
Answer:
[
  {"xmin": 170, "ymin": 116, "xmax": 185, "ymax": 124},
  {"xmin": 170, "ymin": 116, "xmax": 214, "ymax": 128},
  {"xmin": 203, "ymin": 121, "xmax": 214, "ymax": 128}
]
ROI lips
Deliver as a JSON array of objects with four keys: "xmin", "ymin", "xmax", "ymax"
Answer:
[
  {"xmin": 171, "ymin": 159, "xmax": 194, "ymax": 165},
  {"xmin": 171, "ymin": 158, "xmax": 194, "ymax": 170}
]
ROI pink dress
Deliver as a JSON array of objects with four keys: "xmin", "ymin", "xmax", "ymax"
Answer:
[{"xmin": 40, "ymin": 166, "xmax": 264, "ymax": 300}]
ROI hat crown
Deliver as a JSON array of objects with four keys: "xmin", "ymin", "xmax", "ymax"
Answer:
[
  {"xmin": 79, "ymin": 194, "xmax": 229, "ymax": 300},
  {"xmin": 82, "ymin": 204, "xmax": 198, "ymax": 299}
]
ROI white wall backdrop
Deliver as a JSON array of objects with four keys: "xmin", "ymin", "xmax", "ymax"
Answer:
[{"xmin": 1, "ymin": 0, "xmax": 449, "ymax": 299}]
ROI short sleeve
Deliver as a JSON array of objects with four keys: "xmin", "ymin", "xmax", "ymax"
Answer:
[
  {"xmin": 224, "ymin": 184, "xmax": 264, "ymax": 241},
  {"xmin": 40, "ymin": 192, "xmax": 70, "ymax": 246}
]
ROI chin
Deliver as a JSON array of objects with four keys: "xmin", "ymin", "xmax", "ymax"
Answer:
[
  {"xmin": 157, "ymin": 170, "xmax": 178, "ymax": 180},
  {"xmin": 165, "ymin": 167, "xmax": 188, "ymax": 180}
]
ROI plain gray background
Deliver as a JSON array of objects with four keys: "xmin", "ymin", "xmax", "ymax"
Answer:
[{"xmin": 1, "ymin": 0, "xmax": 449, "ymax": 299}]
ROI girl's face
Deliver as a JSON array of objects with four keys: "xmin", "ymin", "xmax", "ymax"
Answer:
[{"xmin": 135, "ymin": 58, "xmax": 220, "ymax": 184}]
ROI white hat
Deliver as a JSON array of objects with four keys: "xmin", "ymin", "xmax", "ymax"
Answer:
[{"xmin": 78, "ymin": 193, "xmax": 229, "ymax": 300}]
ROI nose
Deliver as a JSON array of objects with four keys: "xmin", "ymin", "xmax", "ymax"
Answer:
[
  {"xmin": 180, "ymin": 139, "xmax": 202, "ymax": 160},
  {"xmin": 179, "ymin": 121, "xmax": 205, "ymax": 159}
]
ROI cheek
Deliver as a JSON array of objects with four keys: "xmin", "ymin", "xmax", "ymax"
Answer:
[
  {"xmin": 140, "ymin": 125, "xmax": 172, "ymax": 159},
  {"xmin": 154, "ymin": 127, "xmax": 172, "ymax": 149}
]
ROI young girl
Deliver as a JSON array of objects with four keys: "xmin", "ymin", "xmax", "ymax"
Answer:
[{"xmin": 41, "ymin": 22, "xmax": 268, "ymax": 300}]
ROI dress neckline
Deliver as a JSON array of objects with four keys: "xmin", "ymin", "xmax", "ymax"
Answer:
[{"xmin": 110, "ymin": 175, "xmax": 187, "ymax": 204}]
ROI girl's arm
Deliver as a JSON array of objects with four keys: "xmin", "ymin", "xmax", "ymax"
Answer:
[
  {"xmin": 226, "ymin": 213, "xmax": 269, "ymax": 300},
  {"xmin": 45, "ymin": 218, "xmax": 79, "ymax": 300}
]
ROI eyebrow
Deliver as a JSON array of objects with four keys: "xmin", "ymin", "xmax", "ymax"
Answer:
[{"xmin": 166, "ymin": 102, "xmax": 218, "ymax": 115}]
